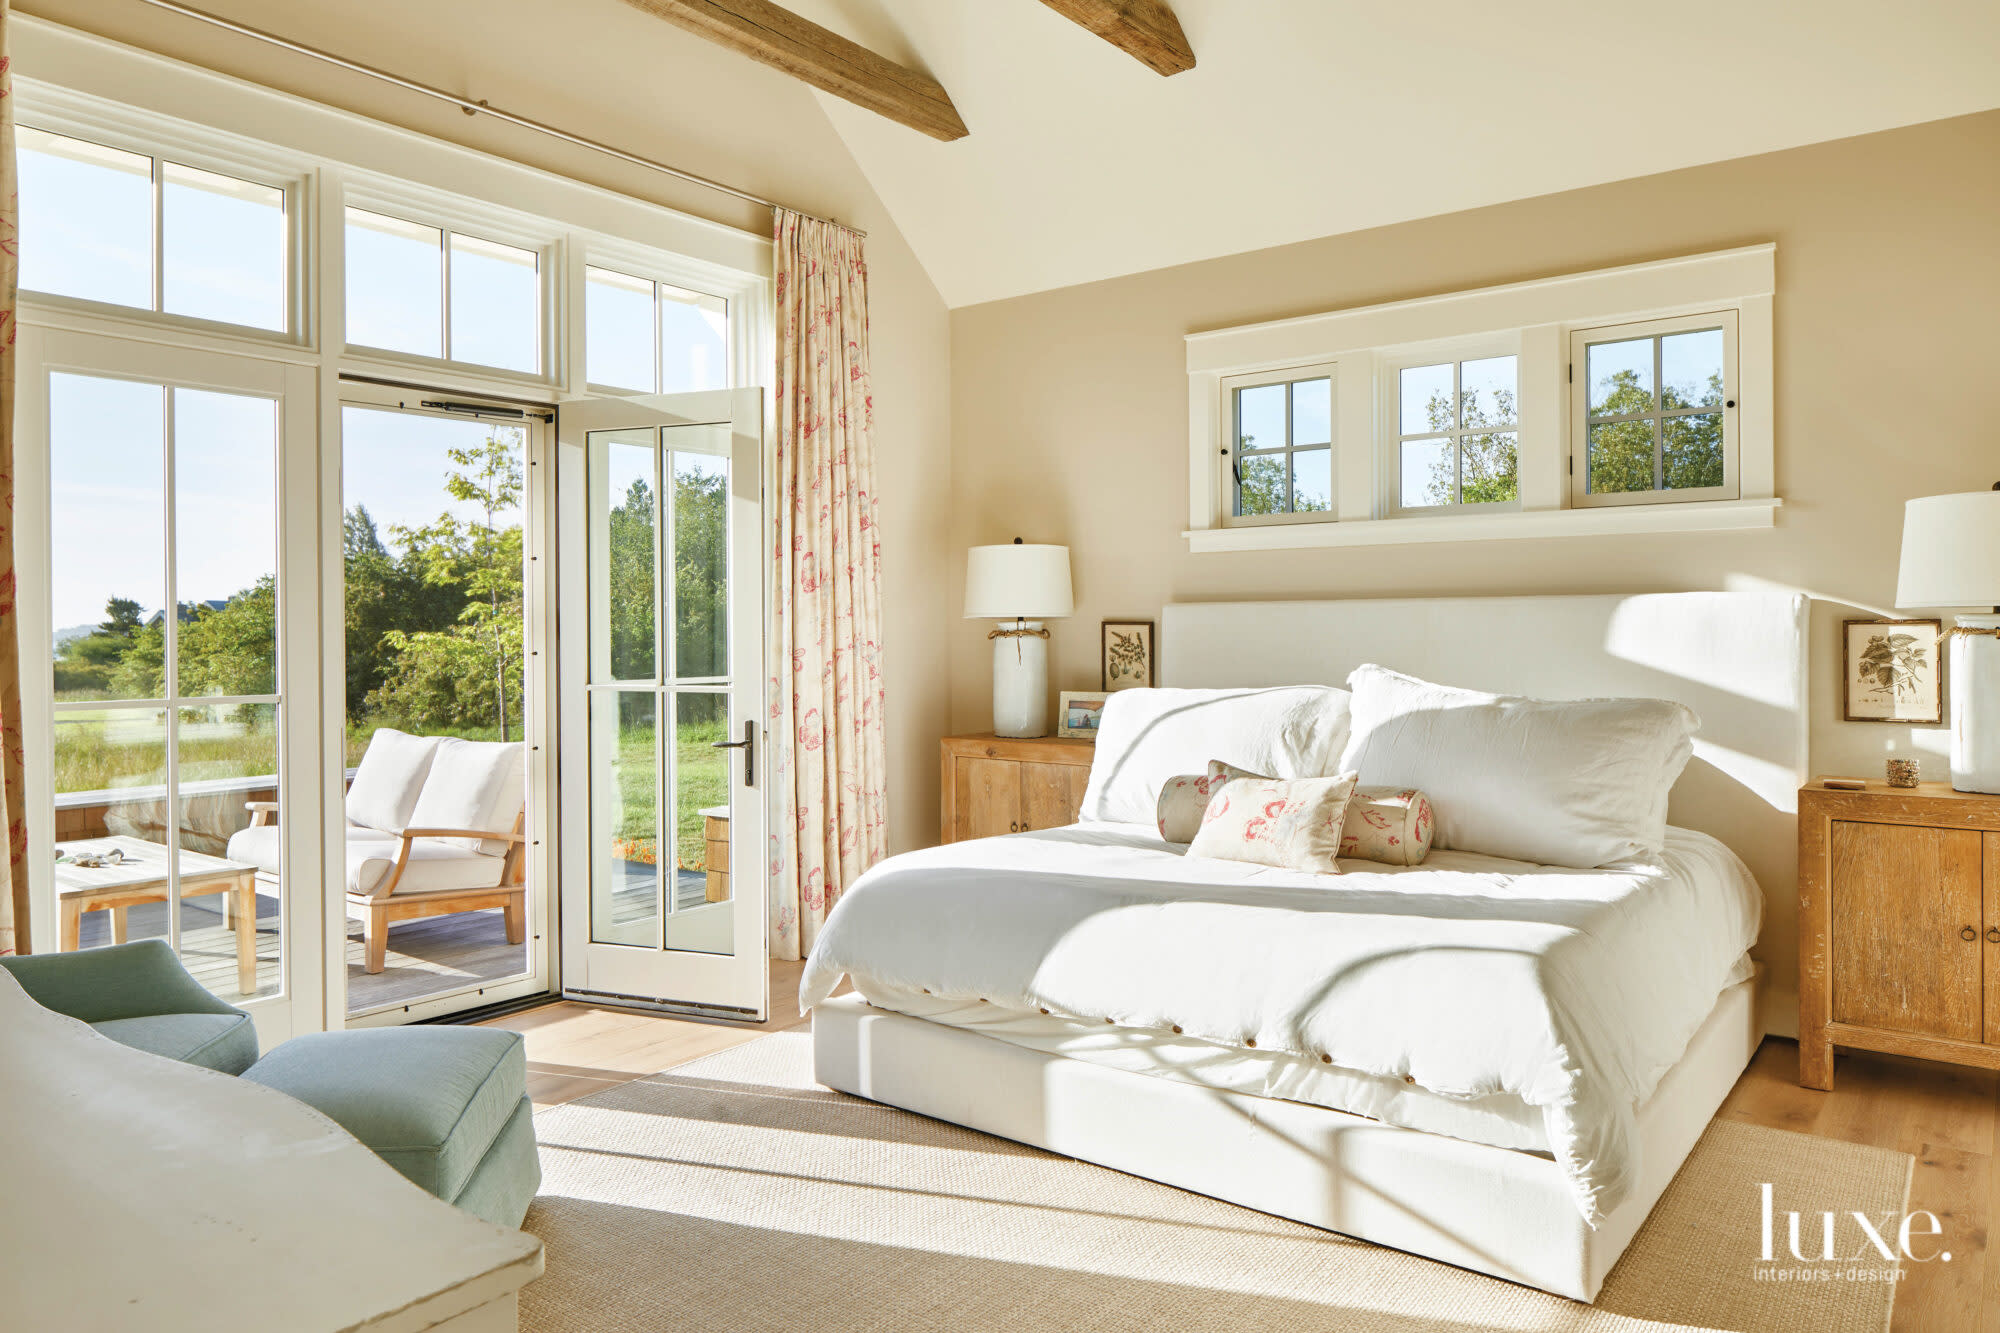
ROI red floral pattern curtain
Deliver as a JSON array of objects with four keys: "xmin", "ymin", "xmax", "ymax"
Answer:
[{"xmin": 768, "ymin": 210, "xmax": 886, "ymax": 961}]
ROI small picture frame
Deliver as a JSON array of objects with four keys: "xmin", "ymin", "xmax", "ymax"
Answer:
[
  {"xmin": 1101, "ymin": 619, "xmax": 1156, "ymax": 692},
  {"xmin": 1057, "ymin": 691, "xmax": 1110, "ymax": 739},
  {"xmin": 1842, "ymin": 618, "xmax": 1944, "ymax": 724}
]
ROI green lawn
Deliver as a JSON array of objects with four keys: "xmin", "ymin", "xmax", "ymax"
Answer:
[{"xmin": 613, "ymin": 716, "xmax": 727, "ymax": 871}]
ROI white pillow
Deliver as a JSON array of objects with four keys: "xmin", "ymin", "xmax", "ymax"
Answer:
[
  {"xmin": 1337, "ymin": 665, "xmax": 1697, "ymax": 868},
  {"xmin": 408, "ymin": 739, "xmax": 526, "ymax": 855},
  {"xmin": 1080, "ymin": 686, "xmax": 1351, "ymax": 826},
  {"xmin": 345, "ymin": 729, "xmax": 440, "ymax": 835}
]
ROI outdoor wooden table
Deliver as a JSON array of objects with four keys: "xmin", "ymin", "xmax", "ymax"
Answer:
[{"xmin": 54, "ymin": 835, "xmax": 259, "ymax": 996}]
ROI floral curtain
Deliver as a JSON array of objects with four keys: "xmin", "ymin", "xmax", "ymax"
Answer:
[
  {"xmin": 768, "ymin": 209, "xmax": 887, "ymax": 961},
  {"xmin": 0, "ymin": 2, "xmax": 23, "ymax": 957}
]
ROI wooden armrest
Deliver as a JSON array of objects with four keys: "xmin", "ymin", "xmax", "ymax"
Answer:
[
  {"xmin": 397, "ymin": 827, "xmax": 527, "ymax": 844},
  {"xmin": 245, "ymin": 800, "xmax": 280, "ymax": 827}
]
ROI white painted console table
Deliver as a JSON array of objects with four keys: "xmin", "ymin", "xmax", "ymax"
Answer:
[{"xmin": 0, "ymin": 970, "xmax": 542, "ymax": 1331}]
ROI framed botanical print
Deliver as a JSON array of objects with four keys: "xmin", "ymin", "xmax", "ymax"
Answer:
[
  {"xmin": 1101, "ymin": 620, "xmax": 1155, "ymax": 691},
  {"xmin": 1842, "ymin": 618, "xmax": 1944, "ymax": 723}
]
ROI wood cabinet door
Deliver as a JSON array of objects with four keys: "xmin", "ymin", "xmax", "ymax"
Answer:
[
  {"xmin": 1021, "ymin": 762, "xmax": 1089, "ymax": 832},
  {"xmin": 1987, "ymin": 832, "xmax": 2000, "ymax": 1047},
  {"xmin": 1830, "ymin": 820, "xmax": 1982, "ymax": 1041},
  {"xmin": 955, "ymin": 758, "xmax": 1023, "ymax": 840}
]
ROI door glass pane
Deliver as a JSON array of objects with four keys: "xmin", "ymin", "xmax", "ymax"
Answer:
[
  {"xmin": 18, "ymin": 127, "xmax": 152, "ymax": 309},
  {"xmin": 450, "ymin": 233, "xmax": 539, "ymax": 373},
  {"xmin": 163, "ymin": 163, "xmax": 285, "ymax": 331},
  {"xmin": 178, "ymin": 702, "xmax": 279, "ymax": 1000},
  {"xmin": 586, "ymin": 267, "xmax": 657, "ymax": 392},
  {"xmin": 592, "ymin": 429, "xmax": 657, "ymax": 681},
  {"xmin": 1587, "ymin": 337, "xmax": 1654, "ymax": 416},
  {"xmin": 671, "ymin": 442, "xmax": 728, "ymax": 678},
  {"xmin": 591, "ymin": 690, "xmax": 659, "ymax": 947},
  {"xmin": 54, "ymin": 708, "xmax": 169, "ymax": 956},
  {"xmin": 345, "ymin": 208, "xmax": 443, "ymax": 358},
  {"xmin": 341, "ymin": 406, "xmax": 530, "ymax": 1013},
  {"xmin": 1588, "ymin": 419, "xmax": 1657, "ymax": 494},
  {"xmin": 175, "ymin": 389, "xmax": 278, "ymax": 697},
  {"xmin": 659, "ymin": 285, "xmax": 728, "ymax": 393},
  {"xmin": 1663, "ymin": 413, "xmax": 1724, "ymax": 489},
  {"xmin": 1400, "ymin": 437, "xmax": 1453, "ymax": 507},
  {"xmin": 663, "ymin": 691, "xmax": 732, "ymax": 956},
  {"xmin": 51, "ymin": 374, "xmax": 165, "ymax": 701}
]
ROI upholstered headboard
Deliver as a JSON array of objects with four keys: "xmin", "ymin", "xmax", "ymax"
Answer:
[{"xmin": 1161, "ymin": 591, "xmax": 1809, "ymax": 1031}]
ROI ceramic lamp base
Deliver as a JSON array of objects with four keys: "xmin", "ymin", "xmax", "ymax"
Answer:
[
  {"xmin": 1951, "ymin": 615, "xmax": 2000, "ymax": 793},
  {"xmin": 991, "ymin": 621, "xmax": 1049, "ymax": 738}
]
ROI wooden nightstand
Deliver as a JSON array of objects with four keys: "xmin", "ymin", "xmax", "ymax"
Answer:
[
  {"xmin": 940, "ymin": 734, "xmax": 1095, "ymax": 843},
  {"xmin": 1797, "ymin": 777, "xmax": 2000, "ymax": 1089}
]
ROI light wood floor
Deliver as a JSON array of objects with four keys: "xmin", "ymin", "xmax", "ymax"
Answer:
[{"xmin": 491, "ymin": 987, "xmax": 1992, "ymax": 1331}]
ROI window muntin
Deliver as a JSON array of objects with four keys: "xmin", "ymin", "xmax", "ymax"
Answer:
[
  {"xmin": 585, "ymin": 265, "xmax": 730, "ymax": 393},
  {"xmin": 344, "ymin": 207, "xmax": 542, "ymax": 373},
  {"xmin": 1223, "ymin": 369, "xmax": 1334, "ymax": 524},
  {"xmin": 1572, "ymin": 312, "xmax": 1736, "ymax": 507},
  {"xmin": 1391, "ymin": 353, "xmax": 1518, "ymax": 511},
  {"xmin": 19, "ymin": 128, "xmax": 288, "ymax": 332}
]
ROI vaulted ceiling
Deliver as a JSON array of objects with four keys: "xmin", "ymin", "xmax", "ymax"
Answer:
[{"xmin": 775, "ymin": 0, "xmax": 2000, "ymax": 308}]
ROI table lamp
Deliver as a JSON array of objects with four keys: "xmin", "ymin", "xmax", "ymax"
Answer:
[
  {"xmin": 1896, "ymin": 487, "xmax": 2000, "ymax": 792},
  {"xmin": 965, "ymin": 540, "xmax": 1073, "ymax": 738}
]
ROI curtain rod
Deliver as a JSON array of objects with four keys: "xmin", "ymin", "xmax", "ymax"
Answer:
[{"xmin": 126, "ymin": 0, "xmax": 865, "ymax": 238}]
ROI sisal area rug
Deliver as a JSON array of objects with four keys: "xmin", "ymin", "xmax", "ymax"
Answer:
[{"xmin": 522, "ymin": 1031, "xmax": 1910, "ymax": 1333}]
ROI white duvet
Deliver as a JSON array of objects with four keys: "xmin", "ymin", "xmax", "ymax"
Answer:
[{"xmin": 800, "ymin": 822, "xmax": 1761, "ymax": 1225}]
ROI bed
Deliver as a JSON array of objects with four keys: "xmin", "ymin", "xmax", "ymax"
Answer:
[{"xmin": 804, "ymin": 591, "xmax": 1807, "ymax": 1301}]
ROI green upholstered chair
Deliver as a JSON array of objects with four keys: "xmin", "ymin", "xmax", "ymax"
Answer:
[
  {"xmin": 245, "ymin": 1027, "xmax": 540, "ymax": 1229},
  {"xmin": 0, "ymin": 939, "xmax": 258, "ymax": 1075}
]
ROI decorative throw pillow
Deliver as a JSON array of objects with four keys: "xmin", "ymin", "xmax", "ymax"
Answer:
[
  {"xmin": 1338, "ymin": 787, "xmax": 1435, "ymax": 866},
  {"xmin": 1187, "ymin": 772, "xmax": 1360, "ymax": 874}
]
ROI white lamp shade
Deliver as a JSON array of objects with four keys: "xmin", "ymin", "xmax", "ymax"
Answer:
[
  {"xmin": 1897, "ymin": 491, "xmax": 2000, "ymax": 608},
  {"xmin": 964, "ymin": 544, "xmax": 1073, "ymax": 620}
]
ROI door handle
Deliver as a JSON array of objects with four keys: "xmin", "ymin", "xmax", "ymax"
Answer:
[{"xmin": 711, "ymin": 720, "xmax": 755, "ymax": 787}]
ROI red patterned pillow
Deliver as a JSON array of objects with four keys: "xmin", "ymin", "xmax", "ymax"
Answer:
[
  {"xmin": 1186, "ymin": 772, "xmax": 1360, "ymax": 874},
  {"xmin": 1338, "ymin": 787, "xmax": 1435, "ymax": 866}
]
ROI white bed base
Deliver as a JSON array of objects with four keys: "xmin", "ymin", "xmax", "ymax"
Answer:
[{"xmin": 816, "ymin": 976, "xmax": 1758, "ymax": 1302}]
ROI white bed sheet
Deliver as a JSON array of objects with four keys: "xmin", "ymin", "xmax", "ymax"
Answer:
[{"xmin": 801, "ymin": 822, "xmax": 1761, "ymax": 1224}]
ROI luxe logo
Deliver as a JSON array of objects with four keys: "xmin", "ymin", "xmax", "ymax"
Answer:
[{"xmin": 1758, "ymin": 1183, "xmax": 1951, "ymax": 1263}]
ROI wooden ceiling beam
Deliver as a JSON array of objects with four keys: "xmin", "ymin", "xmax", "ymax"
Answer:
[
  {"xmin": 1039, "ymin": 0, "xmax": 1195, "ymax": 75},
  {"xmin": 619, "ymin": 0, "xmax": 968, "ymax": 141}
]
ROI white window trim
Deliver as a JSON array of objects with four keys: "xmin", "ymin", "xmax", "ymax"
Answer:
[
  {"xmin": 1568, "ymin": 309, "xmax": 1738, "ymax": 508},
  {"xmin": 1377, "ymin": 336, "xmax": 1524, "ymax": 518},
  {"xmin": 1185, "ymin": 245, "xmax": 1776, "ymax": 552},
  {"xmin": 1218, "ymin": 361, "xmax": 1338, "ymax": 528}
]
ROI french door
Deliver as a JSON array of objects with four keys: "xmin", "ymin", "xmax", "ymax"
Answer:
[
  {"xmin": 17, "ymin": 328, "xmax": 322, "ymax": 1047},
  {"xmin": 556, "ymin": 389, "xmax": 767, "ymax": 1019}
]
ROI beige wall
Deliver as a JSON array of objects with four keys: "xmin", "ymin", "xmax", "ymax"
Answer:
[
  {"xmin": 27, "ymin": 0, "xmax": 954, "ymax": 855},
  {"xmin": 949, "ymin": 109, "xmax": 2000, "ymax": 793}
]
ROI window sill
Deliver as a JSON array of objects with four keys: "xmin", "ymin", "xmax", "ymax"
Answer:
[{"xmin": 1185, "ymin": 497, "xmax": 1780, "ymax": 553}]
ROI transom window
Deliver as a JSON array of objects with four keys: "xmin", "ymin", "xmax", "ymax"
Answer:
[
  {"xmin": 344, "ymin": 207, "xmax": 541, "ymax": 373},
  {"xmin": 584, "ymin": 265, "xmax": 730, "ymax": 394},
  {"xmin": 1222, "ymin": 366, "xmax": 1334, "ymax": 524},
  {"xmin": 1391, "ymin": 354, "xmax": 1519, "ymax": 512},
  {"xmin": 1571, "ymin": 312, "xmax": 1737, "ymax": 506},
  {"xmin": 19, "ymin": 126, "xmax": 288, "ymax": 332}
]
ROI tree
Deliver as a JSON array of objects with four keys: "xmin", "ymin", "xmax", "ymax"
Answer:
[
  {"xmin": 1583, "ymin": 368, "xmax": 1724, "ymax": 494},
  {"xmin": 100, "ymin": 598, "xmax": 144, "ymax": 638},
  {"xmin": 607, "ymin": 477, "xmax": 656, "ymax": 679},
  {"xmin": 343, "ymin": 503, "xmax": 463, "ymax": 721},
  {"xmin": 1422, "ymin": 385, "xmax": 1519, "ymax": 506},
  {"xmin": 178, "ymin": 579, "xmax": 278, "ymax": 701}
]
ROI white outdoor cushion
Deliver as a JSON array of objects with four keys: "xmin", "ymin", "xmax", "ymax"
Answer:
[
  {"xmin": 1337, "ymin": 664, "xmax": 1698, "ymax": 869},
  {"xmin": 225, "ymin": 824, "xmax": 280, "ymax": 877},
  {"xmin": 407, "ymin": 739, "xmax": 525, "ymax": 856},
  {"xmin": 1079, "ymin": 686, "xmax": 1352, "ymax": 827},
  {"xmin": 347, "ymin": 837, "xmax": 509, "ymax": 898},
  {"xmin": 344, "ymin": 730, "xmax": 441, "ymax": 835}
]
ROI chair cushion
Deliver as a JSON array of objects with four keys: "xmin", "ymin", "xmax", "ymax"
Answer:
[
  {"xmin": 448, "ymin": 1094, "xmax": 541, "ymax": 1228},
  {"xmin": 408, "ymin": 739, "xmax": 524, "ymax": 856},
  {"xmin": 347, "ymin": 836, "xmax": 509, "ymax": 897},
  {"xmin": 92, "ymin": 1012, "xmax": 259, "ymax": 1075},
  {"xmin": 346, "ymin": 729, "xmax": 441, "ymax": 835},
  {"xmin": 243, "ymin": 1028, "xmax": 526, "ymax": 1203},
  {"xmin": 226, "ymin": 823, "xmax": 281, "ymax": 876}
]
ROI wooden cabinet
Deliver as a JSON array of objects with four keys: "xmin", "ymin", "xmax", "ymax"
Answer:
[
  {"xmin": 941, "ymin": 734, "xmax": 1094, "ymax": 843},
  {"xmin": 1798, "ymin": 779, "xmax": 2000, "ymax": 1088}
]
